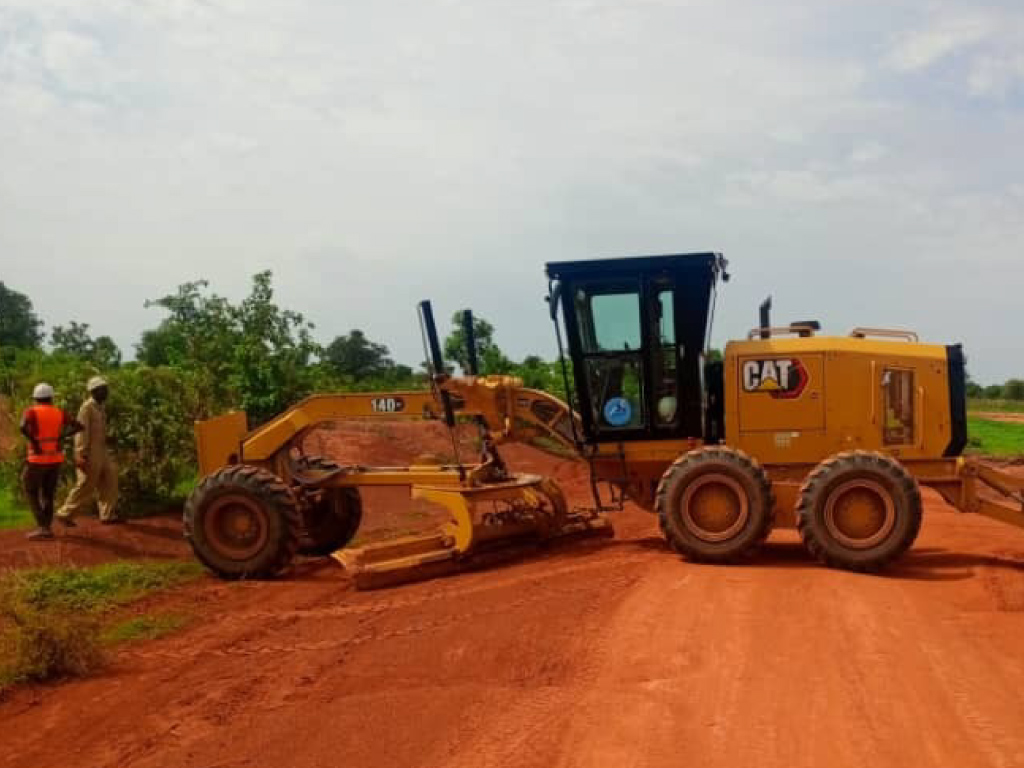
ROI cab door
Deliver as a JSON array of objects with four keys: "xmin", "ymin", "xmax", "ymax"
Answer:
[{"xmin": 567, "ymin": 277, "xmax": 649, "ymax": 440}]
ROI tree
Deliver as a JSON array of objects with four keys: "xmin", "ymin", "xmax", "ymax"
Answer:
[
  {"xmin": 324, "ymin": 330, "xmax": 395, "ymax": 381},
  {"xmin": 983, "ymin": 384, "xmax": 1004, "ymax": 399},
  {"xmin": 964, "ymin": 371, "xmax": 983, "ymax": 398},
  {"xmin": 136, "ymin": 280, "xmax": 236, "ymax": 368},
  {"xmin": 137, "ymin": 271, "xmax": 320, "ymax": 422},
  {"xmin": 51, "ymin": 321, "xmax": 122, "ymax": 367},
  {"xmin": 510, "ymin": 355, "xmax": 559, "ymax": 391},
  {"xmin": 0, "ymin": 282, "xmax": 43, "ymax": 350},
  {"xmin": 1004, "ymin": 379, "xmax": 1024, "ymax": 400},
  {"xmin": 443, "ymin": 312, "xmax": 511, "ymax": 375}
]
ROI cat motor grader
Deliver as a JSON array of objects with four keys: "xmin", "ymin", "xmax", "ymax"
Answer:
[{"xmin": 185, "ymin": 252, "xmax": 1024, "ymax": 586}]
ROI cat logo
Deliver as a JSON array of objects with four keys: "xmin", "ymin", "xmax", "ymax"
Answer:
[{"xmin": 741, "ymin": 358, "xmax": 809, "ymax": 400}]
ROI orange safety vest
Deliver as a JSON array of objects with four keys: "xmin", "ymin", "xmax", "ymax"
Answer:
[{"xmin": 26, "ymin": 405, "xmax": 66, "ymax": 465}]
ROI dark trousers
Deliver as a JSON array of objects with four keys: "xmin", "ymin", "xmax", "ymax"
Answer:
[{"xmin": 21, "ymin": 464, "xmax": 61, "ymax": 529}]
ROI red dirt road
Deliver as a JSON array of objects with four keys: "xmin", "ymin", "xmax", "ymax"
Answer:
[
  {"xmin": 2, "ymin": 425, "xmax": 1024, "ymax": 768},
  {"xmin": 973, "ymin": 411, "xmax": 1024, "ymax": 425}
]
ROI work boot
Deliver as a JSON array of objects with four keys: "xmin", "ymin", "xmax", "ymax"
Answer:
[
  {"xmin": 26, "ymin": 527, "xmax": 54, "ymax": 541},
  {"xmin": 56, "ymin": 516, "xmax": 77, "ymax": 528}
]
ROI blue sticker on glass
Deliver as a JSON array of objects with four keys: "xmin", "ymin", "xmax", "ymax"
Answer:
[{"xmin": 603, "ymin": 397, "xmax": 632, "ymax": 427}]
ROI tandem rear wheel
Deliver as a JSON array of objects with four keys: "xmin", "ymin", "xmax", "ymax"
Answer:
[
  {"xmin": 655, "ymin": 447, "xmax": 774, "ymax": 563},
  {"xmin": 797, "ymin": 450, "xmax": 922, "ymax": 572}
]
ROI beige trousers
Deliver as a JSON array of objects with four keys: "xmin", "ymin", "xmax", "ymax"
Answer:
[{"xmin": 57, "ymin": 456, "xmax": 119, "ymax": 521}]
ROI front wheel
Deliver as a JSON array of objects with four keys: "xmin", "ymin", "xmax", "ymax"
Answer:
[{"xmin": 184, "ymin": 465, "xmax": 301, "ymax": 579}]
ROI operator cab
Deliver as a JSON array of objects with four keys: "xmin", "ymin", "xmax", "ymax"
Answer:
[{"xmin": 546, "ymin": 253, "xmax": 727, "ymax": 445}]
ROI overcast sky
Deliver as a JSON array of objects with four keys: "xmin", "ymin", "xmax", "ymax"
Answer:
[{"xmin": 1, "ymin": 0, "xmax": 1022, "ymax": 382}]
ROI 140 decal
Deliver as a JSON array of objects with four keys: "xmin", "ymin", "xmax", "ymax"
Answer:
[
  {"xmin": 371, "ymin": 397, "xmax": 406, "ymax": 413},
  {"xmin": 741, "ymin": 358, "xmax": 809, "ymax": 400}
]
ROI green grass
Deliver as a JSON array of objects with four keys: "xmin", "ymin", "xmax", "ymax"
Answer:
[
  {"xmin": 7, "ymin": 561, "xmax": 202, "ymax": 614},
  {"xmin": 0, "ymin": 485, "xmax": 32, "ymax": 531},
  {"xmin": 966, "ymin": 416, "xmax": 1024, "ymax": 456},
  {"xmin": 102, "ymin": 613, "xmax": 189, "ymax": 644},
  {"xmin": 967, "ymin": 398, "xmax": 1024, "ymax": 414},
  {"xmin": 0, "ymin": 562, "xmax": 202, "ymax": 689}
]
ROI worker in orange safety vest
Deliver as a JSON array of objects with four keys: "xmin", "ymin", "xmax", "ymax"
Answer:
[{"xmin": 19, "ymin": 383, "xmax": 83, "ymax": 540}]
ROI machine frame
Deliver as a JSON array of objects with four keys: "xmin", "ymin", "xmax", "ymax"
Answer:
[{"xmin": 186, "ymin": 253, "xmax": 1024, "ymax": 586}]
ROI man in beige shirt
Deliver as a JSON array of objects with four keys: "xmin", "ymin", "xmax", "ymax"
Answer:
[{"xmin": 56, "ymin": 376, "xmax": 122, "ymax": 525}]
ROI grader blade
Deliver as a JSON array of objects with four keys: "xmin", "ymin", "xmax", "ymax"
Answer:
[{"xmin": 332, "ymin": 475, "xmax": 611, "ymax": 589}]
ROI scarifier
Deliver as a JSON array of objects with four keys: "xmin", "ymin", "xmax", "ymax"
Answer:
[{"xmin": 185, "ymin": 253, "xmax": 1024, "ymax": 587}]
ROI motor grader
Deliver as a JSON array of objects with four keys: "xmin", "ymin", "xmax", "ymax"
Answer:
[{"xmin": 185, "ymin": 252, "xmax": 1024, "ymax": 586}]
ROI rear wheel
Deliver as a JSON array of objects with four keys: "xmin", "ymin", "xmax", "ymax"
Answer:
[
  {"xmin": 299, "ymin": 487, "xmax": 363, "ymax": 556},
  {"xmin": 655, "ymin": 447, "xmax": 774, "ymax": 563},
  {"xmin": 184, "ymin": 465, "xmax": 301, "ymax": 579},
  {"xmin": 796, "ymin": 451, "xmax": 922, "ymax": 572}
]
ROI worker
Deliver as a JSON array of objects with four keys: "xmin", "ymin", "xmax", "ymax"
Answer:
[
  {"xmin": 20, "ymin": 383, "xmax": 83, "ymax": 540},
  {"xmin": 56, "ymin": 376, "xmax": 123, "ymax": 526}
]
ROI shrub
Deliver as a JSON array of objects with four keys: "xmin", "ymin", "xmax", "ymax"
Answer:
[
  {"xmin": 0, "ymin": 353, "xmax": 224, "ymax": 514},
  {"xmin": 0, "ymin": 562, "xmax": 201, "ymax": 688},
  {"xmin": 0, "ymin": 575, "xmax": 105, "ymax": 686}
]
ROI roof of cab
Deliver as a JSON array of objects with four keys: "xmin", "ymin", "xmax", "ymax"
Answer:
[{"xmin": 545, "ymin": 252, "xmax": 723, "ymax": 279}]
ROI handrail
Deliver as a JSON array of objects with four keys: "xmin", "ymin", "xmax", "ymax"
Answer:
[
  {"xmin": 746, "ymin": 325, "xmax": 818, "ymax": 340},
  {"xmin": 916, "ymin": 385, "xmax": 925, "ymax": 450},
  {"xmin": 869, "ymin": 361, "xmax": 877, "ymax": 425},
  {"xmin": 849, "ymin": 327, "xmax": 919, "ymax": 342}
]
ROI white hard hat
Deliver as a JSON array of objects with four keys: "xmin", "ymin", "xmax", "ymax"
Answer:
[
  {"xmin": 86, "ymin": 376, "xmax": 108, "ymax": 392},
  {"xmin": 32, "ymin": 382, "xmax": 55, "ymax": 400},
  {"xmin": 657, "ymin": 395, "xmax": 678, "ymax": 422}
]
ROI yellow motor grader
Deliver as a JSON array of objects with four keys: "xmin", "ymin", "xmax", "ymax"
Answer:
[{"xmin": 185, "ymin": 253, "xmax": 1024, "ymax": 586}]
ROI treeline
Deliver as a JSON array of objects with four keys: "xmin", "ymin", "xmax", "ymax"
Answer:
[
  {"xmin": 966, "ymin": 379, "xmax": 1024, "ymax": 400},
  {"xmin": 0, "ymin": 273, "xmax": 566, "ymax": 511}
]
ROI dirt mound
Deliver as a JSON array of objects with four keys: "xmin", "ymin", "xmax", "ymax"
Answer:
[{"xmin": 302, "ymin": 419, "xmax": 480, "ymax": 466}]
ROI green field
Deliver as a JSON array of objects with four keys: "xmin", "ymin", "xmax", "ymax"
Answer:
[
  {"xmin": 966, "ymin": 416, "xmax": 1024, "ymax": 456},
  {"xmin": 968, "ymin": 398, "xmax": 1024, "ymax": 414},
  {"xmin": 0, "ymin": 486, "xmax": 32, "ymax": 530}
]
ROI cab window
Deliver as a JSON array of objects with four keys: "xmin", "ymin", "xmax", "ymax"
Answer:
[
  {"xmin": 573, "ymin": 280, "xmax": 646, "ymax": 430},
  {"xmin": 575, "ymin": 283, "xmax": 641, "ymax": 353}
]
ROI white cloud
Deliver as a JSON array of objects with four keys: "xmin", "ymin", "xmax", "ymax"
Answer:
[
  {"xmin": 848, "ymin": 142, "xmax": 889, "ymax": 165},
  {"xmin": 887, "ymin": 7, "xmax": 1024, "ymax": 98},
  {"xmin": 888, "ymin": 13, "xmax": 994, "ymax": 72},
  {"xmin": 967, "ymin": 52, "xmax": 1024, "ymax": 96},
  {"xmin": 41, "ymin": 30, "xmax": 100, "ymax": 82}
]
